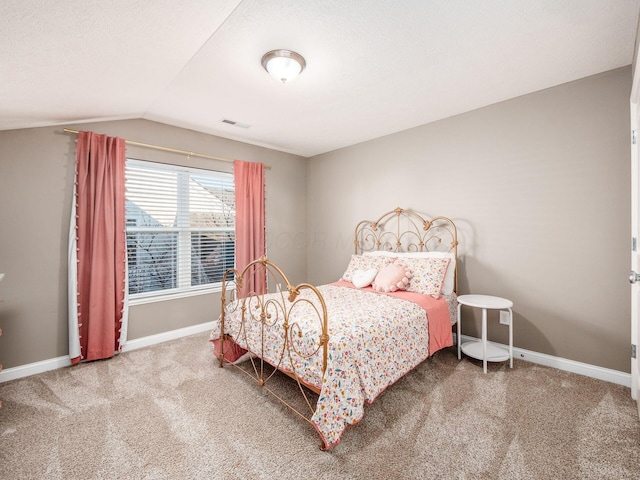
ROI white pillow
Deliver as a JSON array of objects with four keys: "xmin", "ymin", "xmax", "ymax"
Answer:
[
  {"xmin": 362, "ymin": 251, "xmax": 396, "ymax": 257},
  {"xmin": 364, "ymin": 250, "xmax": 455, "ymax": 294},
  {"xmin": 352, "ymin": 268, "xmax": 378, "ymax": 288}
]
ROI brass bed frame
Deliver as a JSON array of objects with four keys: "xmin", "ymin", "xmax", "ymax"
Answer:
[{"xmin": 216, "ymin": 207, "xmax": 458, "ymax": 449}]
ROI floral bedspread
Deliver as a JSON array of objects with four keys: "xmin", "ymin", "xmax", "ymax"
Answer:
[{"xmin": 217, "ymin": 284, "xmax": 453, "ymax": 449}]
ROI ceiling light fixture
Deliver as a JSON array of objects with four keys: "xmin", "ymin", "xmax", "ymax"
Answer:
[{"xmin": 261, "ymin": 49, "xmax": 306, "ymax": 83}]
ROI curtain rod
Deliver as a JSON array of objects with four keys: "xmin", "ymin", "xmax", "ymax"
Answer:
[{"xmin": 63, "ymin": 128, "xmax": 271, "ymax": 169}]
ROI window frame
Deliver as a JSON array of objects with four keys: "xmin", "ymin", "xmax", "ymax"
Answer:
[{"xmin": 125, "ymin": 159, "xmax": 235, "ymax": 305}]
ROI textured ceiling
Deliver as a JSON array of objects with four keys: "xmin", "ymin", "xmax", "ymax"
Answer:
[{"xmin": 1, "ymin": 0, "xmax": 639, "ymax": 157}]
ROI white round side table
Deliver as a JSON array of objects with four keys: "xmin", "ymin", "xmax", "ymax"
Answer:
[{"xmin": 457, "ymin": 294, "xmax": 513, "ymax": 373}]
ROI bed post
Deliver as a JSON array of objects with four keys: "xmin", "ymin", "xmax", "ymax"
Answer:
[{"xmin": 218, "ymin": 267, "xmax": 239, "ymax": 368}]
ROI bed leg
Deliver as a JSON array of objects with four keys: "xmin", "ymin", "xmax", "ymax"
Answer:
[{"xmin": 320, "ymin": 441, "xmax": 328, "ymax": 451}]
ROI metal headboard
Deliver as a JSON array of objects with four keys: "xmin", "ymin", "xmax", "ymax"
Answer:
[{"xmin": 354, "ymin": 207, "xmax": 458, "ymax": 293}]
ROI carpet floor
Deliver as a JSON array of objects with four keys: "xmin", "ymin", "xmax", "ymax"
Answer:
[{"xmin": 1, "ymin": 332, "xmax": 639, "ymax": 479}]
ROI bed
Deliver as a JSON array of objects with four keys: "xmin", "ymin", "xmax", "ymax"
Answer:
[{"xmin": 211, "ymin": 207, "xmax": 459, "ymax": 450}]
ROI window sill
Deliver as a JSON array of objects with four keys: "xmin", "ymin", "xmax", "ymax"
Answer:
[{"xmin": 128, "ymin": 285, "xmax": 224, "ymax": 306}]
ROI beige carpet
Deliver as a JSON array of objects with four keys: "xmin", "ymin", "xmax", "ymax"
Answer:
[{"xmin": 1, "ymin": 332, "xmax": 639, "ymax": 479}]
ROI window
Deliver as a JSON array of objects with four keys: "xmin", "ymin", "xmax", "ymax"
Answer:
[{"xmin": 125, "ymin": 159, "xmax": 234, "ymax": 299}]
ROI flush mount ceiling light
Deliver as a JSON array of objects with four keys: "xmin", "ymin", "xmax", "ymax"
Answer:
[{"xmin": 261, "ymin": 49, "xmax": 306, "ymax": 83}]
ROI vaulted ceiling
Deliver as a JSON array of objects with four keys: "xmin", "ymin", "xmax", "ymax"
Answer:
[{"xmin": 1, "ymin": 1, "xmax": 638, "ymax": 157}]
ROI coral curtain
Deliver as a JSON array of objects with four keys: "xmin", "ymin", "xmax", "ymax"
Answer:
[
  {"xmin": 234, "ymin": 160, "xmax": 266, "ymax": 297},
  {"xmin": 68, "ymin": 131, "xmax": 128, "ymax": 364}
]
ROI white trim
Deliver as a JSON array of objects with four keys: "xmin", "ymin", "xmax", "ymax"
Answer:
[
  {"xmin": 128, "ymin": 285, "xmax": 221, "ymax": 306},
  {"xmin": 120, "ymin": 321, "xmax": 215, "ymax": 353},
  {"xmin": 3, "ymin": 327, "xmax": 629, "ymax": 387},
  {"xmin": 458, "ymin": 334, "xmax": 631, "ymax": 388},
  {"xmin": 0, "ymin": 356, "xmax": 72, "ymax": 383},
  {"xmin": 0, "ymin": 321, "xmax": 215, "ymax": 384}
]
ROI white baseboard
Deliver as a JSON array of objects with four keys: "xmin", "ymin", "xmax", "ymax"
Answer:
[
  {"xmin": 120, "ymin": 321, "xmax": 215, "ymax": 353},
  {"xmin": 457, "ymin": 334, "xmax": 631, "ymax": 388},
  {"xmin": 0, "ymin": 322, "xmax": 215, "ymax": 384},
  {"xmin": 0, "ymin": 355, "xmax": 72, "ymax": 383},
  {"xmin": 1, "ymin": 327, "xmax": 630, "ymax": 387}
]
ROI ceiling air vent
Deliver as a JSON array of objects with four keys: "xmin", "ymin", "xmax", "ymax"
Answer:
[{"xmin": 221, "ymin": 119, "xmax": 251, "ymax": 129}]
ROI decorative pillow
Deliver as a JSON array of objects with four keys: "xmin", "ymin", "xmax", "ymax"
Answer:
[
  {"xmin": 341, "ymin": 254, "xmax": 395, "ymax": 282},
  {"xmin": 399, "ymin": 257, "xmax": 450, "ymax": 297},
  {"xmin": 372, "ymin": 263, "xmax": 412, "ymax": 293},
  {"xmin": 352, "ymin": 268, "xmax": 378, "ymax": 288},
  {"xmin": 364, "ymin": 250, "xmax": 456, "ymax": 294},
  {"xmin": 341, "ymin": 255, "xmax": 368, "ymax": 282},
  {"xmin": 391, "ymin": 251, "xmax": 456, "ymax": 295}
]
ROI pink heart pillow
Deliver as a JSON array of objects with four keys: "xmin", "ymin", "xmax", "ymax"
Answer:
[{"xmin": 372, "ymin": 263, "xmax": 411, "ymax": 293}]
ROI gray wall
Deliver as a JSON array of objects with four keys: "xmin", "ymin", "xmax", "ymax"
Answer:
[
  {"xmin": 0, "ymin": 68, "xmax": 633, "ymax": 375},
  {"xmin": 307, "ymin": 67, "xmax": 632, "ymax": 373},
  {"xmin": 0, "ymin": 119, "xmax": 307, "ymax": 369}
]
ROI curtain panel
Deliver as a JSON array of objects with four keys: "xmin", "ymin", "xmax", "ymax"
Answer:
[
  {"xmin": 68, "ymin": 131, "xmax": 128, "ymax": 364},
  {"xmin": 234, "ymin": 160, "xmax": 266, "ymax": 297}
]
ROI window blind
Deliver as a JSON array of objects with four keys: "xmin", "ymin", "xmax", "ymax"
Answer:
[{"xmin": 125, "ymin": 159, "xmax": 235, "ymax": 298}]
